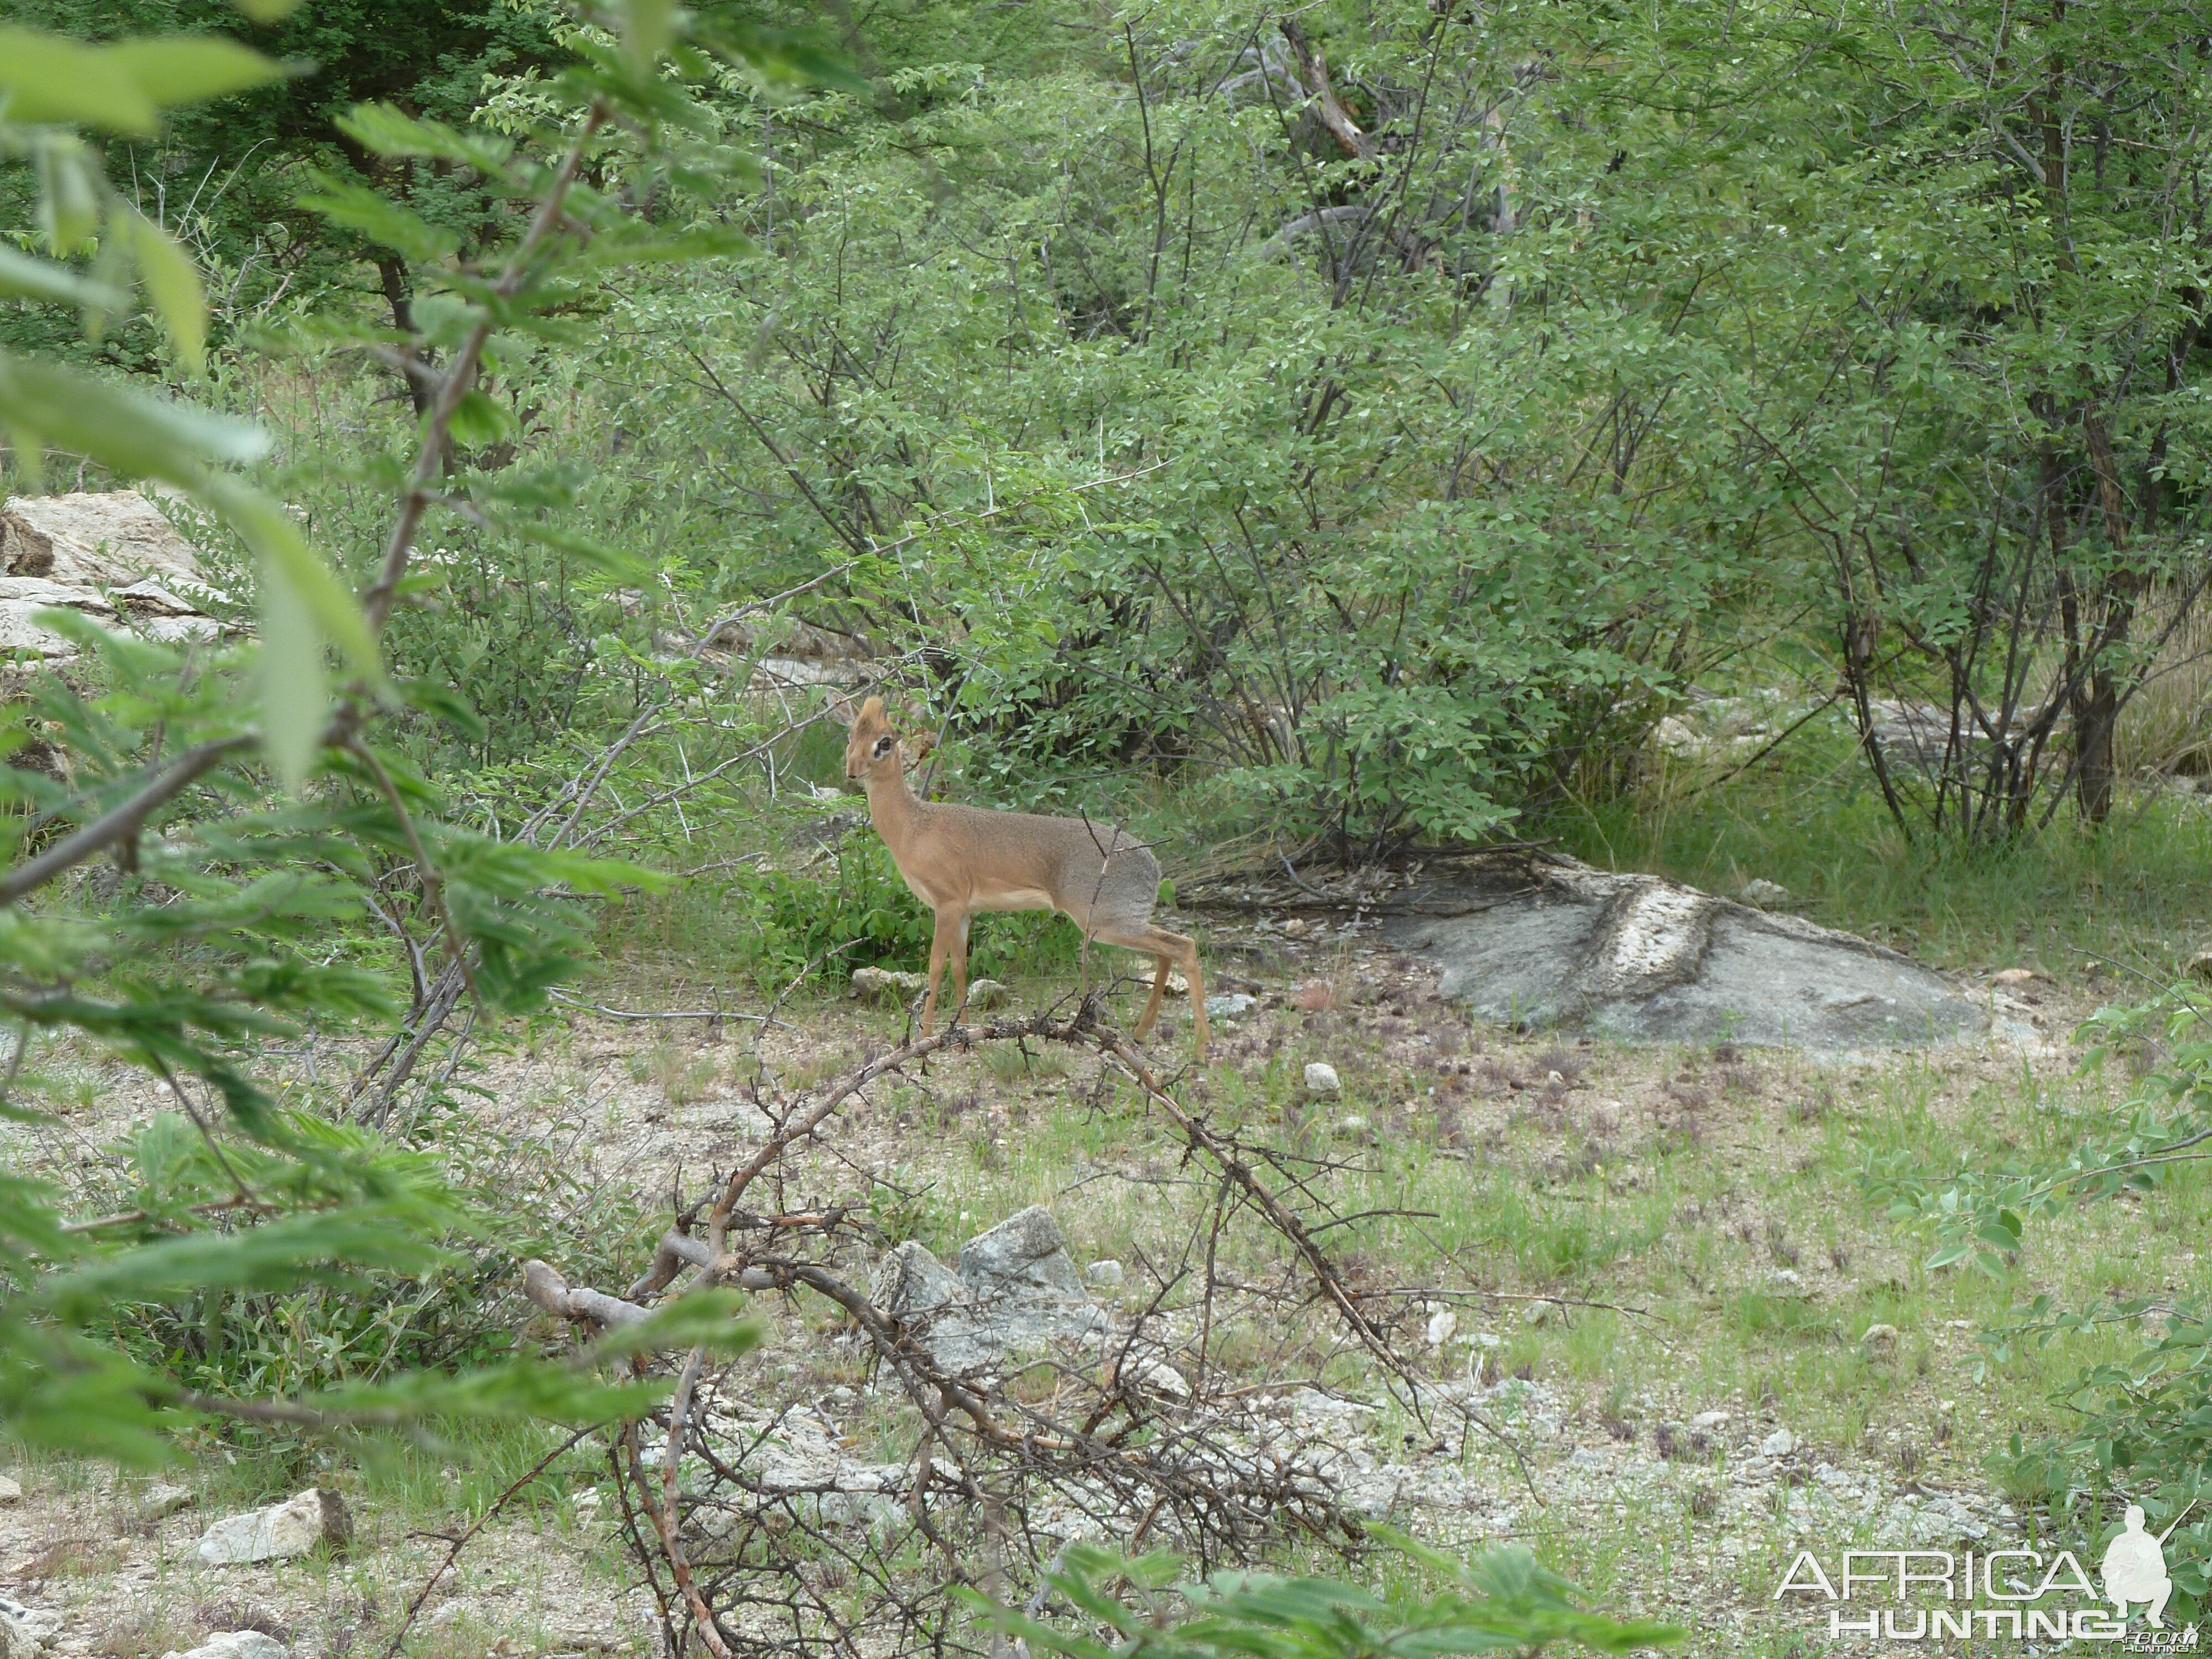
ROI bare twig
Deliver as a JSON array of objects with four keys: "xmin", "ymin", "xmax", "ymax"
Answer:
[
  {"xmin": 546, "ymin": 989, "xmax": 786, "ymax": 1027},
  {"xmin": 382, "ymin": 1423, "xmax": 602, "ymax": 1659},
  {"xmin": 360, "ymin": 100, "xmax": 610, "ymax": 636}
]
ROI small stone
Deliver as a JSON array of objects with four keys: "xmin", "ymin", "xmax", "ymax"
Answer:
[
  {"xmin": 1938, "ymin": 1399, "xmax": 1957, "ymax": 1416},
  {"xmin": 1116, "ymin": 1355, "xmax": 1190, "ymax": 1398},
  {"xmin": 1165, "ymin": 971, "xmax": 1190, "ymax": 996},
  {"xmin": 1690, "ymin": 1411, "xmax": 1731, "ymax": 1430},
  {"xmin": 572, "ymin": 1489, "xmax": 603, "ymax": 1517},
  {"xmin": 1989, "ymin": 968, "xmax": 2041, "ymax": 988},
  {"xmin": 849, "ymin": 966, "xmax": 929, "ymax": 1004},
  {"xmin": 1737, "ymin": 878, "xmax": 1791, "ymax": 908},
  {"xmin": 1280, "ymin": 918, "xmax": 1310, "ymax": 938},
  {"xmin": 1473, "ymin": 1331, "xmax": 1502, "ymax": 1349},
  {"xmin": 137, "ymin": 1482, "xmax": 194, "ymax": 1520},
  {"xmin": 1084, "ymin": 1259, "xmax": 1124, "ymax": 1288},
  {"xmin": 1520, "ymin": 1301, "xmax": 1551, "ymax": 1327},
  {"xmin": 0, "ymin": 1476, "xmax": 19, "ymax": 1505},
  {"xmin": 1767, "ymin": 1267, "xmax": 1803, "ymax": 1289},
  {"xmin": 1861, "ymin": 1323, "xmax": 1901, "ymax": 1353},
  {"xmin": 961, "ymin": 978, "xmax": 1011, "ymax": 1011},
  {"xmin": 1425, "ymin": 1308, "xmax": 1458, "ymax": 1348},
  {"xmin": 162, "ymin": 1636, "xmax": 288, "ymax": 1659},
  {"xmin": 195, "ymin": 1488, "xmax": 351, "ymax": 1566},
  {"xmin": 1303, "ymin": 1061, "xmax": 1341, "ymax": 1095},
  {"xmin": 1205, "ymin": 993, "xmax": 1257, "ymax": 1019},
  {"xmin": 1760, "ymin": 1428, "xmax": 1797, "ymax": 1458},
  {"xmin": 1333, "ymin": 1114, "xmax": 1370, "ymax": 1139}
]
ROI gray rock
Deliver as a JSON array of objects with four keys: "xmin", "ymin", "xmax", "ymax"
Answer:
[
  {"xmin": 109, "ymin": 578, "xmax": 203, "ymax": 617},
  {"xmin": 136, "ymin": 1481, "xmax": 195, "ymax": 1520},
  {"xmin": 849, "ymin": 967, "xmax": 928, "ymax": 1005},
  {"xmin": 1385, "ymin": 855, "xmax": 1986, "ymax": 1053},
  {"xmin": 1205, "ymin": 993, "xmax": 1257, "ymax": 1019},
  {"xmin": 1760, "ymin": 1428, "xmax": 1797, "ymax": 1458},
  {"xmin": 870, "ymin": 1240, "xmax": 964, "ymax": 1316},
  {"xmin": 960, "ymin": 1207, "xmax": 1087, "ymax": 1300},
  {"xmin": 1114, "ymin": 1355, "xmax": 1190, "ymax": 1399},
  {"xmin": 0, "ymin": 1475, "xmax": 18, "ymax": 1505},
  {"xmin": 1861, "ymin": 1322, "xmax": 1901, "ymax": 1353},
  {"xmin": 872, "ymin": 1210, "xmax": 1109, "ymax": 1374},
  {"xmin": 1085, "ymin": 1259, "xmax": 1124, "ymax": 1288},
  {"xmin": 1737, "ymin": 878, "xmax": 1791, "ymax": 909},
  {"xmin": 1303, "ymin": 1061, "xmax": 1341, "ymax": 1094},
  {"xmin": 194, "ymin": 1488, "xmax": 350, "ymax": 1566},
  {"xmin": 0, "ymin": 1599, "xmax": 57, "ymax": 1659},
  {"xmin": 701, "ymin": 1407, "xmax": 906, "ymax": 1533},
  {"xmin": 962, "ymin": 978, "xmax": 1012, "ymax": 1011},
  {"xmin": 0, "ymin": 603, "xmax": 79, "ymax": 660},
  {"xmin": 163, "ymin": 1636, "xmax": 287, "ymax": 1659}
]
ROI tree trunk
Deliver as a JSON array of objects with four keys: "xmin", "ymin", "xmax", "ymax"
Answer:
[
  {"xmin": 2075, "ymin": 411, "xmax": 2137, "ymax": 823},
  {"xmin": 375, "ymin": 255, "xmax": 434, "ymax": 419}
]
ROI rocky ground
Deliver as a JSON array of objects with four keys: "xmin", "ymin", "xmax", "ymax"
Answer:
[{"xmin": 0, "ymin": 890, "xmax": 2138, "ymax": 1659}]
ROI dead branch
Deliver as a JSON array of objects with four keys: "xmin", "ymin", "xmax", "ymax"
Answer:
[
  {"xmin": 1279, "ymin": 19, "xmax": 1378, "ymax": 160},
  {"xmin": 521, "ymin": 1258, "xmax": 656, "ymax": 1328},
  {"xmin": 531, "ymin": 1003, "xmax": 1533, "ymax": 1656}
]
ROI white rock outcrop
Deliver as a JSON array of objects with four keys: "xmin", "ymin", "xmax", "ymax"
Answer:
[
  {"xmin": 0, "ymin": 492, "xmax": 228, "ymax": 661},
  {"xmin": 161, "ymin": 1635, "xmax": 287, "ymax": 1659},
  {"xmin": 194, "ymin": 1487, "xmax": 350, "ymax": 1566}
]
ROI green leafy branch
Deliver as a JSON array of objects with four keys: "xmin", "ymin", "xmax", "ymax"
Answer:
[{"xmin": 968, "ymin": 1530, "xmax": 1682, "ymax": 1658}]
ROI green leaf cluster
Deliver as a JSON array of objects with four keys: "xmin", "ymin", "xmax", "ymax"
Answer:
[{"xmin": 974, "ymin": 1531, "xmax": 1681, "ymax": 1657}]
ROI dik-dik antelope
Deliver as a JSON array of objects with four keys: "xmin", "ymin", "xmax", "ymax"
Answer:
[{"xmin": 831, "ymin": 696, "xmax": 1208, "ymax": 1058}]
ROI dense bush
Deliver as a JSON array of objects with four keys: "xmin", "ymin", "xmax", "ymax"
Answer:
[{"xmin": 0, "ymin": 0, "xmax": 796, "ymax": 1463}]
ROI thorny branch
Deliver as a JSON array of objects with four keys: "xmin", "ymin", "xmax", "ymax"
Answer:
[{"xmin": 518, "ymin": 1002, "xmax": 1543, "ymax": 1657}]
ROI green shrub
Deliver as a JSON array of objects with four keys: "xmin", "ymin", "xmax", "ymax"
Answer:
[
  {"xmin": 651, "ymin": 831, "xmax": 1095, "ymax": 993},
  {"xmin": 1869, "ymin": 985, "xmax": 2212, "ymax": 1609},
  {"xmin": 978, "ymin": 1530, "xmax": 1681, "ymax": 1657}
]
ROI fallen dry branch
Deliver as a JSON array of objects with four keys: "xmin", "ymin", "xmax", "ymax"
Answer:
[{"xmin": 518, "ymin": 999, "xmax": 1524, "ymax": 1657}]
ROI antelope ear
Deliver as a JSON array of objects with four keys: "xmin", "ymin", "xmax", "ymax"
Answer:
[{"xmin": 826, "ymin": 693, "xmax": 858, "ymax": 728}]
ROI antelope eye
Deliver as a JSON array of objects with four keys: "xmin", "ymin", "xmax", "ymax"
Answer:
[{"xmin": 873, "ymin": 735, "xmax": 894, "ymax": 758}]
